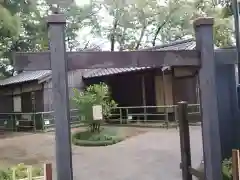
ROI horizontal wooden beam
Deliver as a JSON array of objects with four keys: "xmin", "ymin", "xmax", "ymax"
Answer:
[
  {"xmin": 215, "ymin": 49, "xmax": 237, "ymax": 65},
  {"xmin": 14, "ymin": 50, "xmax": 200, "ymax": 71}
]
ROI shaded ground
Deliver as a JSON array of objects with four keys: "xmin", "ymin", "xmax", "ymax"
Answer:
[{"xmin": 0, "ymin": 126, "xmax": 202, "ymax": 180}]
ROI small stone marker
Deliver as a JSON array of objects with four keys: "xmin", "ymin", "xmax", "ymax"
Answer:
[{"xmin": 92, "ymin": 105, "xmax": 103, "ymax": 121}]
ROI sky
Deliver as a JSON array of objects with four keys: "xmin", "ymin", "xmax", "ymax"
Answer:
[
  {"xmin": 74, "ymin": 0, "xmax": 112, "ymax": 50},
  {"xmin": 75, "ymin": 0, "xmax": 90, "ymax": 6}
]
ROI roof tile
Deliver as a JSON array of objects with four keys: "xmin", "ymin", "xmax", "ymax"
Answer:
[{"xmin": 0, "ymin": 70, "xmax": 51, "ymax": 86}]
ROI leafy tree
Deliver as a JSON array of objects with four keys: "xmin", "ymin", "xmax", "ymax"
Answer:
[
  {"xmin": 0, "ymin": 0, "xmax": 98, "ymax": 77},
  {"xmin": 91, "ymin": 0, "xmax": 234, "ymax": 50},
  {"xmin": 71, "ymin": 83, "xmax": 117, "ymax": 132}
]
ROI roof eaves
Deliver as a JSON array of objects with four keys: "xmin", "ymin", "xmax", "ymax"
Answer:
[{"xmin": 140, "ymin": 38, "xmax": 195, "ymax": 51}]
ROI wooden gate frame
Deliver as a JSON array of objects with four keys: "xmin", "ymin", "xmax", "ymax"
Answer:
[{"xmin": 14, "ymin": 13, "xmax": 239, "ymax": 180}]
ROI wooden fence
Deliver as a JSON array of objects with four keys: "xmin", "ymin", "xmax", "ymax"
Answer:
[
  {"xmin": 12, "ymin": 163, "xmax": 52, "ymax": 180},
  {"xmin": 233, "ymin": 149, "xmax": 240, "ymax": 180},
  {"xmin": 178, "ymin": 101, "xmax": 240, "ymax": 180}
]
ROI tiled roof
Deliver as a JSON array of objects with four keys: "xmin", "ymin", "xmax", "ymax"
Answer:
[
  {"xmin": 83, "ymin": 39, "xmax": 196, "ymax": 79},
  {"xmin": 83, "ymin": 67, "xmax": 152, "ymax": 78},
  {"xmin": 0, "ymin": 70, "xmax": 51, "ymax": 86}
]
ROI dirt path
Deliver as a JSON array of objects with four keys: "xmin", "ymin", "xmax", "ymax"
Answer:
[{"xmin": 0, "ymin": 127, "xmax": 202, "ymax": 180}]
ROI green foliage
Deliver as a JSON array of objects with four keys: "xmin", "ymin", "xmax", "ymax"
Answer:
[
  {"xmin": 71, "ymin": 83, "xmax": 117, "ymax": 132},
  {"xmin": 196, "ymin": 158, "xmax": 232, "ymax": 180},
  {"xmin": 0, "ymin": 0, "xmax": 95, "ymax": 78},
  {"xmin": 0, "ymin": 163, "xmax": 43, "ymax": 180},
  {"xmin": 72, "ymin": 128, "xmax": 123, "ymax": 146},
  {"xmin": 222, "ymin": 158, "xmax": 232, "ymax": 180}
]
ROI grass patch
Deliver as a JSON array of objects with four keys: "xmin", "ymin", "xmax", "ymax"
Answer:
[{"xmin": 72, "ymin": 127, "xmax": 124, "ymax": 147}]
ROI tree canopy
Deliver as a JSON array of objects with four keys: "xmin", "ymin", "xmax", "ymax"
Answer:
[{"xmin": 0, "ymin": 0, "xmax": 235, "ymax": 77}]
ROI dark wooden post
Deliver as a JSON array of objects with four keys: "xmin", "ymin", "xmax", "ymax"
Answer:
[
  {"xmin": 44, "ymin": 163, "xmax": 53, "ymax": 180},
  {"xmin": 47, "ymin": 14, "xmax": 73, "ymax": 180},
  {"xmin": 194, "ymin": 17, "xmax": 222, "ymax": 180},
  {"xmin": 178, "ymin": 101, "xmax": 192, "ymax": 180},
  {"xmin": 232, "ymin": 149, "xmax": 240, "ymax": 180}
]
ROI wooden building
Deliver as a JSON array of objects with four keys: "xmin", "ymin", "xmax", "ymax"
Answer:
[
  {"xmin": 0, "ymin": 70, "xmax": 85, "ymax": 113},
  {"xmin": 0, "ymin": 39, "xmax": 200, "ymax": 116},
  {"xmin": 83, "ymin": 39, "xmax": 200, "ymax": 115}
]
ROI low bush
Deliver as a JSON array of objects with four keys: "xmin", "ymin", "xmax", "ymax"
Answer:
[{"xmin": 72, "ymin": 128, "xmax": 123, "ymax": 147}]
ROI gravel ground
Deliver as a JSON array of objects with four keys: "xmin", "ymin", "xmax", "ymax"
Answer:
[{"xmin": 0, "ymin": 126, "xmax": 202, "ymax": 180}]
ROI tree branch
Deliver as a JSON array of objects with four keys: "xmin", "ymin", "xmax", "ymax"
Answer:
[
  {"xmin": 152, "ymin": 7, "xmax": 179, "ymax": 46},
  {"xmin": 135, "ymin": 25, "xmax": 147, "ymax": 50}
]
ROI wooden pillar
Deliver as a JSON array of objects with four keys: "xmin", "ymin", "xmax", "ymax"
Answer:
[
  {"xmin": 194, "ymin": 17, "xmax": 222, "ymax": 180},
  {"xmin": 47, "ymin": 14, "xmax": 73, "ymax": 180},
  {"xmin": 178, "ymin": 101, "xmax": 192, "ymax": 180},
  {"xmin": 141, "ymin": 74, "xmax": 147, "ymax": 121}
]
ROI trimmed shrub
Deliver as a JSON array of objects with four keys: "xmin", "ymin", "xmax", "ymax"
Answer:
[{"xmin": 72, "ymin": 129, "xmax": 123, "ymax": 147}]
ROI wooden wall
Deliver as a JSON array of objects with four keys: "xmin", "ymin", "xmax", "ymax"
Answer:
[
  {"xmin": 43, "ymin": 70, "xmax": 85, "ymax": 111},
  {"xmin": 0, "ymin": 81, "xmax": 43, "ymax": 113}
]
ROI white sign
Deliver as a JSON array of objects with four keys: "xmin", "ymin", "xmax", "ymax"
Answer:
[
  {"xmin": 47, "ymin": 0, "xmax": 74, "ymax": 7},
  {"xmin": 128, "ymin": 116, "xmax": 132, "ymax": 120},
  {"xmin": 92, "ymin": 105, "xmax": 103, "ymax": 121},
  {"xmin": 16, "ymin": 121, "xmax": 19, "ymax": 126},
  {"xmin": 45, "ymin": 120, "xmax": 50, "ymax": 125}
]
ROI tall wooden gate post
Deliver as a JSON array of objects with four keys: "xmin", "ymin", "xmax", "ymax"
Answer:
[
  {"xmin": 47, "ymin": 14, "xmax": 73, "ymax": 180},
  {"xmin": 194, "ymin": 18, "xmax": 222, "ymax": 180},
  {"xmin": 178, "ymin": 101, "xmax": 192, "ymax": 180}
]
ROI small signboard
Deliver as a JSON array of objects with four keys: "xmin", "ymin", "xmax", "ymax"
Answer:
[
  {"xmin": 128, "ymin": 115, "xmax": 132, "ymax": 120},
  {"xmin": 16, "ymin": 121, "xmax": 19, "ymax": 126},
  {"xmin": 45, "ymin": 120, "xmax": 50, "ymax": 125},
  {"xmin": 47, "ymin": 0, "xmax": 74, "ymax": 7},
  {"xmin": 92, "ymin": 105, "xmax": 103, "ymax": 121}
]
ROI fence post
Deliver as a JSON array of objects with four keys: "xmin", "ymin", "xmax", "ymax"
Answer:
[
  {"xmin": 126, "ymin": 109, "xmax": 129, "ymax": 124},
  {"xmin": 12, "ymin": 168, "xmax": 16, "ymax": 180},
  {"xmin": 41, "ymin": 113, "xmax": 45, "ymax": 132},
  {"xmin": 178, "ymin": 101, "xmax": 192, "ymax": 180},
  {"xmin": 233, "ymin": 149, "xmax": 240, "ymax": 180},
  {"xmin": 33, "ymin": 113, "xmax": 36, "ymax": 132},
  {"xmin": 44, "ymin": 163, "xmax": 52, "ymax": 180},
  {"xmin": 120, "ymin": 108, "xmax": 123, "ymax": 124},
  {"xmin": 174, "ymin": 105, "xmax": 178, "ymax": 129},
  {"xmin": 27, "ymin": 166, "xmax": 32, "ymax": 180}
]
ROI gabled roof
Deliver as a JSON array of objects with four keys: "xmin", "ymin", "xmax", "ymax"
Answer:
[
  {"xmin": 0, "ymin": 70, "xmax": 51, "ymax": 86},
  {"xmin": 83, "ymin": 38, "xmax": 196, "ymax": 79}
]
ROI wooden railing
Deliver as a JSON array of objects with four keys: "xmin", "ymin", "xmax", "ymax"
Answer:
[
  {"xmin": 109, "ymin": 104, "xmax": 201, "ymax": 125},
  {"xmin": 12, "ymin": 163, "xmax": 52, "ymax": 180}
]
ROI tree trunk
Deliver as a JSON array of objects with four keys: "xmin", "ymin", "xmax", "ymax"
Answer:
[
  {"xmin": 135, "ymin": 25, "xmax": 146, "ymax": 50},
  {"xmin": 119, "ymin": 28, "xmax": 126, "ymax": 51},
  {"xmin": 110, "ymin": 19, "xmax": 118, "ymax": 51}
]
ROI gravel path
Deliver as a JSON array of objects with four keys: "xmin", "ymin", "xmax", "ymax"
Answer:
[
  {"xmin": 0, "ymin": 126, "xmax": 202, "ymax": 180},
  {"xmin": 70, "ymin": 126, "xmax": 202, "ymax": 180}
]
